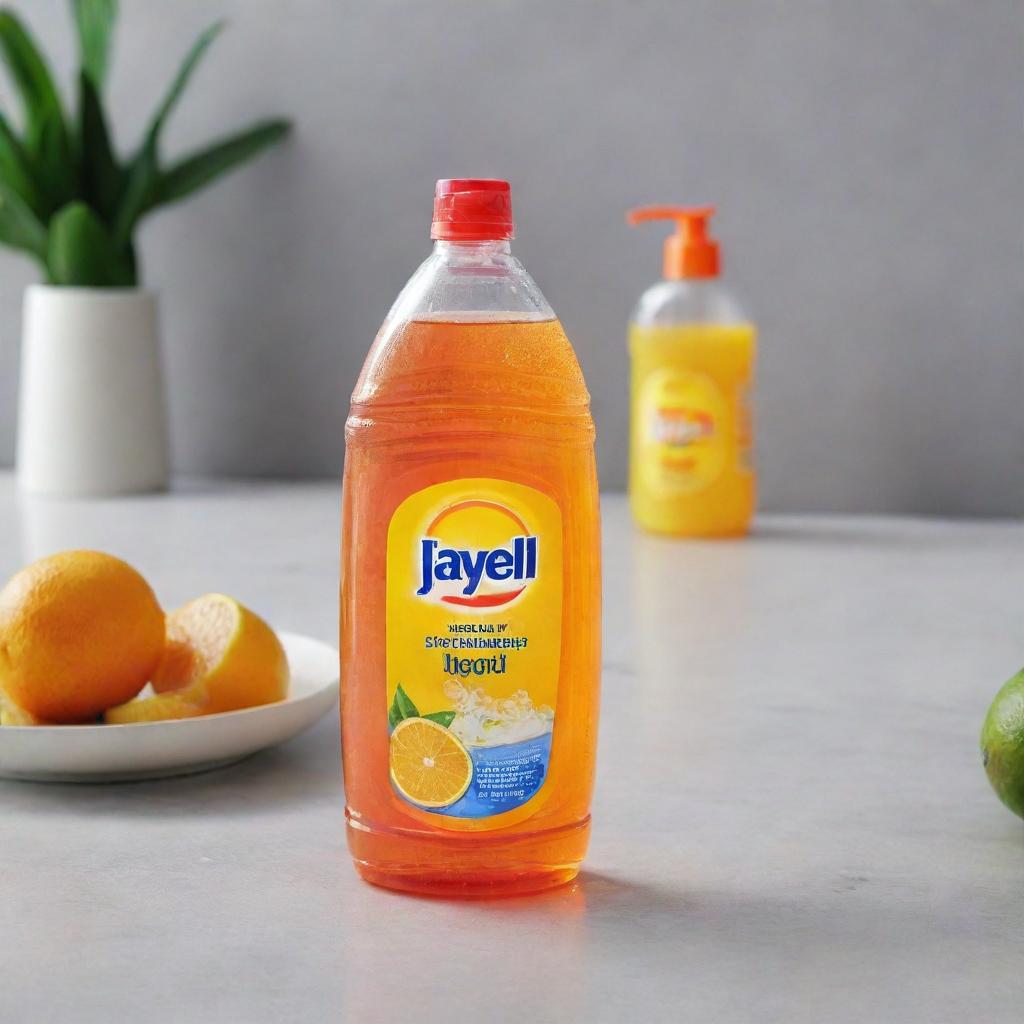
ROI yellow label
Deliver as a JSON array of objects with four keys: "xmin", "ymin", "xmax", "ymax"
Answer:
[
  {"xmin": 386, "ymin": 478, "xmax": 562, "ymax": 826},
  {"xmin": 639, "ymin": 367, "xmax": 729, "ymax": 495}
]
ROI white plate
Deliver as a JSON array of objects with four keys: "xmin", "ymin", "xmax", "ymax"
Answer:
[{"xmin": 0, "ymin": 632, "xmax": 339, "ymax": 783}]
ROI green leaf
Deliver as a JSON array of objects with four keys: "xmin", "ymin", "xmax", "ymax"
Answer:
[
  {"xmin": 0, "ymin": 11, "xmax": 77, "ymax": 218},
  {"xmin": 111, "ymin": 141, "xmax": 155, "ymax": 248},
  {"xmin": 78, "ymin": 71, "xmax": 122, "ymax": 218},
  {"xmin": 46, "ymin": 201, "xmax": 135, "ymax": 287},
  {"xmin": 112, "ymin": 20, "xmax": 223, "ymax": 246},
  {"xmin": 388, "ymin": 684, "xmax": 420, "ymax": 728},
  {"xmin": 34, "ymin": 108, "xmax": 77, "ymax": 216},
  {"xmin": 395, "ymin": 685, "xmax": 419, "ymax": 720},
  {"xmin": 150, "ymin": 119, "xmax": 290, "ymax": 210},
  {"xmin": 423, "ymin": 711, "xmax": 456, "ymax": 728},
  {"xmin": 147, "ymin": 20, "xmax": 223, "ymax": 141},
  {"xmin": 0, "ymin": 178, "xmax": 46, "ymax": 260},
  {"xmin": 72, "ymin": 0, "xmax": 117, "ymax": 87},
  {"xmin": 388, "ymin": 702, "xmax": 400, "ymax": 729},
  {"xmin": 0, "ymin": 110, "xmax": 41, "ymax": 215},
  {"xmin": 0, "ymin": 10, "xmax": 67, "ymax": 150}
]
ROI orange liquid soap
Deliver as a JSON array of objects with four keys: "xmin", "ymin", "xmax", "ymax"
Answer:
[{"xmin": 341, "ymin": 180, "xmax": 601, "ymax": 896}]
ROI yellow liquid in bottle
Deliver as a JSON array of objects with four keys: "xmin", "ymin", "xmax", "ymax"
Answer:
[{"xmin": 629, "ymin": 322, "xmax": 756, "ymax": 536}]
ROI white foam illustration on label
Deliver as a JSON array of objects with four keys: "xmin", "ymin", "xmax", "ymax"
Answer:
[{"xmin": 444, "ymin": 680, "xmax": 554, "ymax": 748}]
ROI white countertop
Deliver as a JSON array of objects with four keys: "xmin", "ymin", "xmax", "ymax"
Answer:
[{"xmin": 1, "ymin": 477, "xmax": 1022, "ymax": 1023}]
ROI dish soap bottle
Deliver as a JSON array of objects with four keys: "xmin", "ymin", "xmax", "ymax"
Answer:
[
  {"xmin": 342, "ymin": 179, "xmax": 601, "ymax": 897},
  {"xmin": 626, "ymin": 206, "xmax": 756, "ymax": 536}
]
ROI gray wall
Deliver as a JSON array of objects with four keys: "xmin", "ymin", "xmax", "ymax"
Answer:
[{"xmin": 0, "ymin": 0, "xmax": 1020, "ymax": 514}]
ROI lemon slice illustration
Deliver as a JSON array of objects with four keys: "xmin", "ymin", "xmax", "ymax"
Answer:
[{"xmin": 389, "ymin": 717, "xmax": 473, "ymax": 808}]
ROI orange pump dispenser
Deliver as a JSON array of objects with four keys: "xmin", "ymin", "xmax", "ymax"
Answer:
[{"xmin": 626, "ymin": 206, "xmax": 720, "ymax": 280}]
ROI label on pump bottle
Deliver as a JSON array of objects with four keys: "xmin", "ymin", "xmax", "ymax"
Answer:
[
  {"xmin": 385, "ymin": 478, "xmax": 562, "ymax": 826},
  {"xmin": 639, "ymin": 368, "xmax": 729, "ymax": 495}
]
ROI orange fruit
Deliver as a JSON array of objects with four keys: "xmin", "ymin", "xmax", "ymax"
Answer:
[
  {"xmin": 105, "ymin": 690, "xmax": 205, "ymax": 725},
  {"xmin": 389, "ymin": 717, "xmax": 473, "ymax": 808},
  {"xmin": 105, "ymin": 594, "xmax": 288, "ymax": 722},
  {"xmin": 0, "ymin": 692, "xmax": 46, "ymax": 726},
  {"xmin": 0, "ymin": 551, "xmax": 164, "ymax": 723}
]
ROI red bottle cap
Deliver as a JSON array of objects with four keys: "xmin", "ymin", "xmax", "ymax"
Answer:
[{"xmin": 431, "ymin": 179, "xmax": 514, "ymax": 241}]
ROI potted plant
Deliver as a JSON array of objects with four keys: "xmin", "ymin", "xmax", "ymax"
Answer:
[{"xmin": 1, "ymin": 1, "xmax": 290, "ymax": 495}]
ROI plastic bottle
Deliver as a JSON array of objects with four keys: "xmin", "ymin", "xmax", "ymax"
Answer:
[
  {"xmin": 626, "ymin": 206, "xmax": 756, "ymax": 536},
  {"xmin": 342, "ymin": 179, "xmax": 601, "ymax": 896}
]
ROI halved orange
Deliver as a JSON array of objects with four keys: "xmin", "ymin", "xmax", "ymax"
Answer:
[
  {"xmin": 389, "ymin": 717, "xmax": 473, "ymax": 808},
  {"xmin": 104, "ymin": 690, "xmax": 205, "ymax": 725},
  {"xmin": 105, "ymin": 594, "xmax": 288, "ymax": 723}
]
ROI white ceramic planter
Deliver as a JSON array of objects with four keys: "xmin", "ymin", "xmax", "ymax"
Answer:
[{"xmin": 16, "ymin": 286, "xmax": 169, "ymax": 496}]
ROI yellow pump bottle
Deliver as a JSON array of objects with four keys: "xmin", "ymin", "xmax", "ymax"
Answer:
[{"xmin": 626, "ymin": 206, "xmax": 756, "ymax": 536}]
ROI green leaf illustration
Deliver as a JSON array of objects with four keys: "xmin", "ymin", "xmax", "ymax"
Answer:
[
  {"xmin": 423, "ymin": 711, "xmax": 456, "ymax": 728},
  {"xmin": 388, "ymin": 685, "xmax": 456, "ymax": 730},
  {"xmin": 388, "ymin": 683, "xmax": 419, "ymax": 728},
  {"xmin": 395, "ymin": 685, "xmax": 419, "ymax": 719}
]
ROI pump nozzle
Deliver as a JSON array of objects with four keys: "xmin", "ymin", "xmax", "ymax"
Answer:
[{"xmin": 626, "ymin": 205, "xmax": 719, "ymax": 280}]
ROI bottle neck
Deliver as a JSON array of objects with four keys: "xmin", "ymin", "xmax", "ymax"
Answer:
[{"xmin": 432, "ymin": 240, "xmax": 513, "ymax": 266}]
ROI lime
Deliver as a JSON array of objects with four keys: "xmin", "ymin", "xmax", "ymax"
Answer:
[{"xmin": 981, "ymin": 668, "xmax": 1024, "ymax": 819}]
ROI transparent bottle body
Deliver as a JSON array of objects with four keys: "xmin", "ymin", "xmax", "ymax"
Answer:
[
  {"xmin": 631, "ymin": 277, "xmax": 749, "ymax": 326},
  {"xmin": 342, "ymin": 241, "xmax": 601, "ymax": 896},
  {"xmin": 629, "ymin": 278, "xmax": 757, "ymax": 535}
]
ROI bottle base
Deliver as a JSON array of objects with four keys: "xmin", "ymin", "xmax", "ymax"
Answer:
[
  {"xmin": 354, "ymin": 860, "xmax": 580, "ymax": 898},
  {"xmin": 347, "ymin": 814, "xmax": 590, "ymax": 898}
]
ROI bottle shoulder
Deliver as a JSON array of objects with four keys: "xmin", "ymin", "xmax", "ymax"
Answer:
[
  {"xmin": 348, "ymin": 241, "xmax": 592, "ymax": 445},
  {"xmin": 631, "ymin": 279, "xmax": 749, "ymax": 326},
  {"xmin": 388, "ymin": 242, "xmax": 554, "ymax": 325},
  {"xmin": 351, "ymin": 316, "xmax": 591, "ymax": 415}
]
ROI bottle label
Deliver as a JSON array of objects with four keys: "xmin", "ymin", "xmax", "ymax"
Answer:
[
  {"xmin": 386, "ymin": 478, "xmax": 562, "ymax": 826},
  {"xmin": 639, "ymin": 368, "xmax": 729, "ymax": 495}
]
